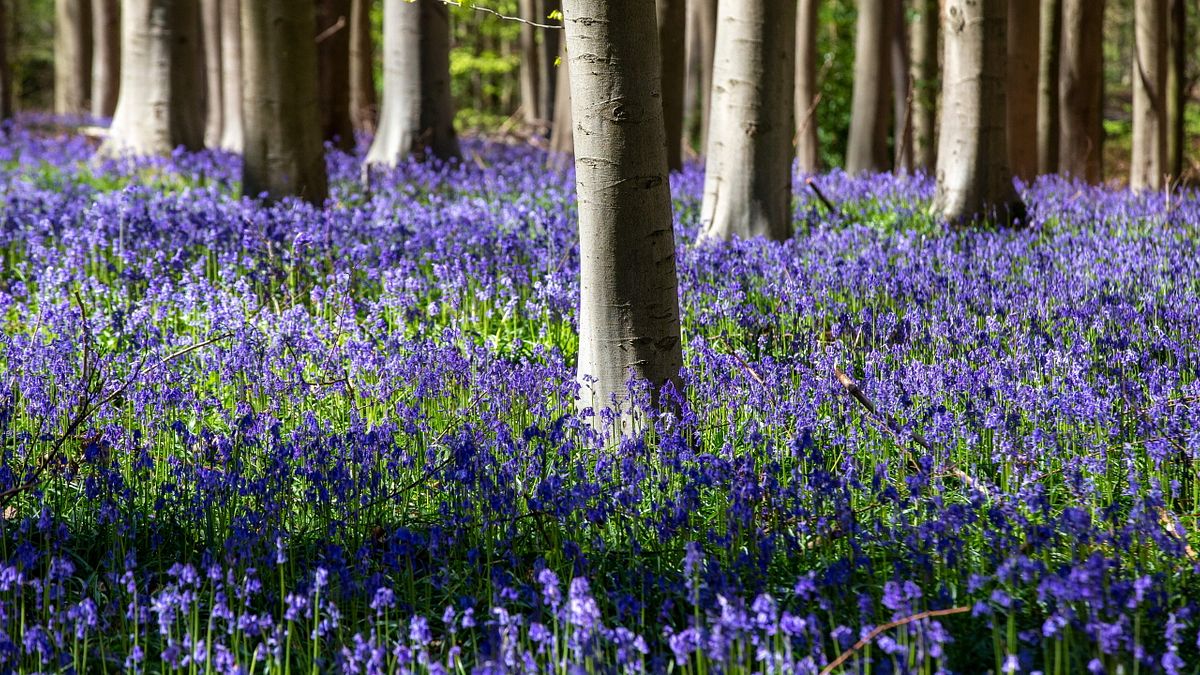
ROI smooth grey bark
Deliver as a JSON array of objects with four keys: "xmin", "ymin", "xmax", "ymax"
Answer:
[
  {"xmin": 891, "ymin": 0, "xmax": 912, "ymax": 173},
  {"xmin": 218, "ymin": 0, "xmax": 241, "ymax": 151},
  {"xmin": 0, "ymin": 0, "xmax": 10, "ymax": 120},
  {"xmin": 318, "ymin": 0, "xmax": 355, "ymax": 151},
  {"xmin": 684, "ymin": 0, "xmax": 717, "ymax": 153},
  {"xmin": 911, "ymin": 0, "xmax": 938, "ymax": 170},
  {"xmin": 1131, "ymin": 0, "xmax": 1166, "ymax": 190},
  {"xmin": 241, "ymin": 0, "xmax": 327, "ymax": 203},
  {"xmin": 349, "ymin": 0, "xmax": 377, "ymax": 134},
  {"xmin": 795, "ymin": 0, "xmax": 819, "ymax": 172},
  {"xmin": 55, "ymin": 0, "xmax": 92, "ymax": 115},
  {"xmin": 366, "ymin": 0, "xmax": 460, "ymax": 166},
  {"xmin": 99, "ymin": 0, "xmax": 203, "ymax": 157},
  {"xmin": 538, "ymin": 0, "xmax": 561, "ymax": 128},
  {"xmin": 659, "ymin": 0, "xmax": 686, "ymax": 170},
  {"xmin": 90, "ymin": 0, "xmax": 119, "ymax": 118},
  {"xmin": 201, "ymin": 0, "xmax": 222, "ymax": 147},
  {"xmin": 700, "ymin": 0, "xmax": 796, "ymax": 241},
  {"xmin": 1007, "ymin": 0, "xmax": 1039, "ymax": 181},
  {"xmin": 1165, "ymin": 0, "xmax": 1185, "ymax": 178},
  {"xmin": 549, "ymin": 40, "xmax": 573, "ymax": 155},
  {"xmin": 1059, "ymin": 0, "xmax": 1104, "ymax": 182},
  {"xmin": 562, "ymin": 0, "xmax": 683, "ymax": 424},
  {"xmin": 519, "ymin": 0, "xmax": 540, "ymax": 124},
  {"xmin": 934, "ymin": 0, "xmax": 1024, "ymax": 225},
  {"xmin": 847, "ymin": 0, "xmax": 893, "ymax": 174},
  {"xmin": 1037, "ymin": 0, "xmax": 1061, "ymax": 174}
]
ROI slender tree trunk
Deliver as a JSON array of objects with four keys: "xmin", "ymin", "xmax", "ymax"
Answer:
[
  {"xmin": 1165, "ymin": 0, "xmax": 1185, "ymax": 179},
  {"xmin": 562, "ymin": 0, "xmax": 683, "ymax": 424},
  {"xmin": 1059, "ymin": 0, "xmax": 1104, "ymax": 182},
  {"xmin": 519, "ymin": 0, "xmax": 540, "ymax": 124},
  {"xmin": 934, "ymin": 0, "xmax": 1024, "ymax": 225},
  {"xmin": 99, "ymin": 0, "xmax": 203, "ymax": 156},
  {"xmin": 201, "ymin": 0, "xmax": 222, "ymax": 147},
  {"xmin": 241, "ymin": 0, "xmax": 326, "ymax": 203},
  {"xmin": 795, "ymin": 0, "xmax": 819, "ymax": 172},
  {"xmin": 538, "ymin": 0, "xmax": 561, "ymax": 128},
  {"xmin": 1131, "ymin": 0, "xmax": 1166, "ymax": 190},
  {"xmin": 366, "ymin": 0, "xmax": 460, "ymax": 166},
  {"xmin": 847, "ymin": 0, "xmax": 893, "ymax": 173},
  {"xmin": 549, "ymin": 40, "xmax": 573, "ymax": 155},
  {"xmin": 659, "ymin": 0, "xmax": 686, "ymax": 170},
  {"xmin": 90, "ymin": 0, "xmax": 119, "ymax": 118},
  {"xmin": 911, "ymin": 0, "xmax": 938, "ymax": 170},
  {"xmin": 700, "ymin": 0, "xmax": 796, "ymax": 241},
  {"xmin": 684, "ymin": 0, "xmax": 717, "ymax": 154},
  {"xmin": 891, "ymin": 0, "xmax": 913, "ymax": 173},
  {"xmin": 317, "ymin": 0, "xmax": 355, "ymax": 151},
  {"xmin": 218, "ymin": 0, "xmax": 241, "ymax": 151},
  {"xmin": 349, "ymin": 0, "xmax": 377, "ymax": 134},
  {"xmin": 1037, "ymin": 0, "xmax": 1061, "ymax": 174},
  {"xmin": 0, "ymin": 0, "xmax": 11, "ymax": 120},
  {"xmin": 55, "ymin": 0, "xmax": 92, "ymax": 116},
  {"xmin": 1007, "ymin": 0, "xmax": 1039, "ymax": 181}
]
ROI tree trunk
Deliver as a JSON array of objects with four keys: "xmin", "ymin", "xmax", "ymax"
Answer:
[
  {"xmin": 562, "ymin": 0, "xmax": 683, "ymax": 424},
  {"xmin": 891, "ymin": 0, "xmax": 913, "ymax": 173},
  {"xmin": 1007, "ymin": 0, "xmax": 1039, "ymax": 181},
  {"xmin": 99, "ymin": 0, "xmax": 203, "ymax": 157},
  {"xmin": 317, "ymin": 0, "xmax": 355, "ymax": 151},
  {"xmin": 1131, "ymin": 0, "xmax": 1167, "ymax": 190},
  {"xmin": 90, "ymin": 0, "xmax": 119, "ymax": 118},
  {"xmin": 700, "ymin": 0, "xmax": 796, "ymax": 241},
  {"xmin": 911, "ymin": 0, "xmax": 938, "ymax": 171},
  {"xmin": 218, "ymin": 0, "xmax": 242, "ymax": 151},
  {"xmin": 55, "ymin": 0, "xmax": 92, "ymax": 116},
  {"xmin": 349, "ymin": 0, "xmax": 377, "ymax": 134},
  {"xmin": 201, "ymin": 0, "xmax": 222, "ymax": 147},
  {"xmin": 1165, "ymin": 0, "xmax": 1185, "ymax": 179},
  {"xmin": 1059, "ymin": 0, "xmax": 1104, "ymax": 182},
  {"xmin": 538, "ymin": 0, "xmax": 561, "ymax": 128},
  {"xmin": 847, "ymin": 0, "xmax": 893, "ymax": 173},
  {"xmin": 365, "ymin": 0, "xmax": 460, "ymax": 166},
  {"xmin": 684, "ymin": 0, "xmax": 717, "ymax": 154},
  {"xmin": 1036, "ymin": 0, "xmax": 1061, "ymax": 174},
  {"xmin": 549, "ymin": 40, "xmax": 573, "ymax": 155},
  {"xmin": 0, "ymin": 0, "xmax": 11, "ymax": 120},
  {"xmin": 519, "ymin": 0, "xmax": 541, "ymax": 125},
  {"xmin": 795, "ymin": 0, "xmax": 819, "ymax": 173},
  {"xmin": 934, "ymin": 0, "xmax": 1024, "ymax": 225},
  {"xmin": 241, "ymin": 0, "xmax": 327, "ymax": 203},
  {"xmin": 659, "ymin": 0, "xmax": 686, "ymax": 170}
]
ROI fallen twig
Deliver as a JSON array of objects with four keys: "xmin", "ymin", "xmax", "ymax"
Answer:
[
  {"xmin": 819, "ymin": 606, "xmax": 971, "ymax": 675},
  {"xmin": 806, "ymin": 177, "xmax": 841, "ymax": 217}
]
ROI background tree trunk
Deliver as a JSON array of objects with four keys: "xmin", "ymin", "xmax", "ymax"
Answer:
[
  {"xmin": 684, "ymin": 0, "xmax": 717, "ymax": 155},
  {"xmin": 218, "ymin": 0, "xmax": 242, "ymax": 151},
  {"xmin": 0, "ymin": 0, "xmax": 10, "ymax": 120},
  {"xmin": 847, "ymin": 0, "xmax": 893, "ymax": 173},
  {"xmin": 366, "ymin": 0, "xmax": 460, "ymax": 166},
  {"xmin": 1165, "ymin": 0, "xmax": 1185, "ymax": 179},
  {"xmin": 1007, "ymin": 0, "xmax": 1039, "ymax": 181},
  {"xmin": 1037, "ymin": 0, "xmax": 1061, "ymax": 174},
  {"xmin": 201, "ymin": 0, "xmax": 222, "ymax": 147},
  {"xmin": 99, "ymin": 0, "xmax": 203, "ymax": 157},
  {"xmin": 241, "ymin": 0, "xmax": 327, "ymax": 203},
  {"xmin": 911, "ymin": 0, "xmax": 938, "ymax": 170},
  {"xmin": 658, "ymin": 0, "xmax": 685, "ymax": 170},
  {"xmin": 1059, "ymin": 0, "xmax": 1104, "ymax": 182},
  {"xmin": 90, "ymin": 0, "xmax": 119, "ymax": 118},
  {"xmin": 518, "ymin": 0, "xmax": 540, "ymax": 125},
  {"xmin": 549, "ymin": 40, "xmax": 572, "ymax": 155},
  {"xmin": 1131, "ymin": 0, "xmax": 1166, "ymax": 190},
  {"xmin": 55, "ymin": 0, "xmax": 92, "ymax": 116},
  {"xmin": 795, "ymin": 0, "xmax": 819, "ymax": 172},
  {"xmin": 934, "ymin": 0, "xmax": 1023, "ymax": 225},
  {"xmin": 562, "ymin": 0, "xmax": 683, "ymax": 423},
  {"xmin": 317, "ymin": 0, "xmax": 355, "ymax": 151},
  {"xmin": 349, "ymin": 0, "xmax": 376, "ymax": 134},
  {"xmin": 891, "ymin": 0, "xmax": 913, "ymax": 173},
  {"xmin": 538, "ymin": 0, "xmax": 561, "ymax": 130},
  {"xmin": 700, "ymin": 0, "xmax": 796, "ymax": 241}
]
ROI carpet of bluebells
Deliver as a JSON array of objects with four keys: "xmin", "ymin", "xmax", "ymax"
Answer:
[{"xmin": 1, "ymin": 118, "xmax": 1199, "ymax": 674}]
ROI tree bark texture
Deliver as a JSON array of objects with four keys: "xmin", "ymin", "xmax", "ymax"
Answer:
[
  {"xmin": 1131, "ymin": 0, "xmax": 1166, "ymax": 190},
  {"xmin": 1059, "ymin": 0, "xmax": 1104, "ymax": 182},
  {"xmin": 658, "ymin": 0, "xmax": 686, "ymax": 170},
  {"xmin": 934, "ymin": 0, "xmax": 1024, "ymax": 225},
  {"xmin": 847, "ymin": 0, "xmax": 893, "ymax": 174},
  {"xmin": 241, "ymin": 0, "xmax": 327, "ymax": 203},
  {"xmin": 201, "ymin": 0, "xmax": 222, "ymax": 147},
  {"xmin": 891, "ymin": 0, "xmax": 913, "ymax": 173},
  {"xmin": 349, "ymin": 0, "xmax": 377, "ymax": 134},
  {"xmin": 1007, "ymin": 0, "xmax": 1039, "ymax": 181},
  {"xmin": 1165, "ymin": 0, "xmax": 1185, "ymax": 178},
  {"xmin": 538, "ymin": 0, "xmax": 561, "ymax": 128},
  {"xmin": 549, "ymin": 39, "xmax": 573, "ymax": 155},
  {"xmin": 700, "ymin": 0, "xmax": 796, "ymax": 241},
  {"xmin": 684, "ymin": 0, "xmax": 717, "ymax": 154},
  {"xmin": 317, "ymin": 0, "xmax": 355, "ymax": 151},
  {"xmin": 99, "ymin": 0, "xmax": 203, "ymax": 157},
  {"xmin": 562, "ymin": 0, "xmax": 684, "ymax": 423},
  {"xmin": 218, "ymin": 0, "xmax": 241, "ymax": 151},
  {"xmin": 519, "ymin": 0, "xmax": 541, "ymax": 124},
  {"xmin": 911, "ymin": 0, "xmax": 939, "ymax": 170},
  {"xmin": 1036, "ymin": 0, "xmax": 1060, "ymax": 174},
  {"xmin": 0, "ymin": 0, "xmax": 11, "ymax": 120},
  {"xmin": 366, "ymin": 0, "xmax": 460, "ymax": 166},
  {"xmin": 55, "ymin": 0, "xmax": 92, "ymax": 115},
  {"xmin": 90, "ymin": 0, "xmax": 119, "ymax": 118},
  {"xmin": 795, "ymin": 0, "xmax": 819, "ymax": 172}
]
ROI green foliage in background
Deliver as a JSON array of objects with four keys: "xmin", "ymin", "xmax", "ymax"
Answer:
[{"xmin": 814, "ymin": 0, "xmax": 856, "ymax": 169}]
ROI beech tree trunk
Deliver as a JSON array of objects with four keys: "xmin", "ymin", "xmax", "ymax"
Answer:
[
  {"xmin": 201, "ymin": 0, "xmax": 222, "ymax": 147},
  {"xmin": 0, "ymin": 0, "xmax": 11, "ymax": 120},
  {"xmin": 847, "ymin": 0, "xmax": 893, "ymax": 174},
  {"xmin": 99, "ymin": 0, "xmax": 203, "ymax": 157},
  {"xmin": 317, "ymin": 0, "xmax": 355, "ymax": 151},
  {"xmin": 1007, "ymin": 0, "xmax": 1039, "ymax": 181},
  {"xmin": 1165, "ymin": 0, "xmax": 1185, "ymax": 179},
  {"xmin": 365, "ymin": 0, "xmax": 460, "ymax": 166},
  {"xmin": 1131, "ymin": 0, "xmax": 1166, "ymax": 190},
  {"xmin": 563, "ymin": 0, "xmax": 683, "ymax": 424},
  {"xmin": 911, "ymin": 0, "xmax": 938, "ymax": 170},
  {"xmin": 549, "ymin": 40, "xmax": 573, "ymax": 155},
  {"xmin": 795, "ymin": 0, "xmax": 819, "ymax": 172},
  {"xmin": 218, "ymin": 0, "xmax": 242, "ymax": 151},
  {"xmin": 538, "ymin": 0, "xmax": 561, "ymax": 128},
  {"xmin": 1037, "ymin": 0, "xmax": 1061, "ymax": 174},
  {"xmin": 684, "ymin": 0, "xmax": 717, "ymax": 154},
  {"xmin": 891, "ymin": 0, "xmax": 913, "ymax": 173},
  {"xmin": 700, "ymin": 0, "xmax": 796, "ymax": 241},
  {"xmin": 659, "ymin": 0, "xmax": 686, "ymax": 170},
  {"xmin": 349, "ymin": 0, "xmax": 377, "ymax": 134},
  {"xmin": 934, "ymin": 0, "xmax": 1024, "ymax": 225},
  {"xmin": 519, "ymin": 0, "xmax": 541, "ymax": 124},
  {"xmin": 1059, "ymin": 0, "xmax": 1104, "ymax": 182},
  {"xmin": 241, "ymin": 0, "xmax": 327, "ymax": 203},
  {"xmin": 55, "ymin": 0, "xmax": 92, "ymax": 116},
  {"xmin": 90, "ymin": 0, "xmax": 119, "ymax": 118}
]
